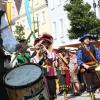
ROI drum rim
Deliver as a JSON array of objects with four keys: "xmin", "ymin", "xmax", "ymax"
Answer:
[{"xmin": 3, "ymin": 63, "xmax": 43, "ymax": 89}]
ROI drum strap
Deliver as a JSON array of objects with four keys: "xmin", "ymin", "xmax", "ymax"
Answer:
[{"xmin": 82, "ymin": 44, "xmax": 97, "ymax": 62}]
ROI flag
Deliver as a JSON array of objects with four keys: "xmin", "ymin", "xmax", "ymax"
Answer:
[
  {"xmin": 6, "ymin": 0, "xmax": 11, "ymax": 23},
  {"xmin": 14, "ymin": 0, "xmax": 22, "ymax": 14},
  {"xmin": 24, "ymin": 0, "xmax": 35, "ymax": 38}
]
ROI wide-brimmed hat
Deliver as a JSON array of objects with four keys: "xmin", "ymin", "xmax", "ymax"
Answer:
[
  {"xmin": 79, "ymin": 34, "xmax": 93, "ymax": 42},
  {"xmin": 69, "ymin": 47, "xmax": 77, "ymax": 53},
  {"xmin": 41, "ymin": 33, "xmax": 53, "ymax": 44}
]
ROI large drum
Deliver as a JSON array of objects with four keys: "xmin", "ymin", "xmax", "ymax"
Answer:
[{"xmin": 4, "ymin": 64, "xmax": 49, "ymax": 100}]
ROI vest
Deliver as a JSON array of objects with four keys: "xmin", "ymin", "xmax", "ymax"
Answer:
[{"xmin": 80, "ymin": 44, "xmax": 96, "ymax": 63}]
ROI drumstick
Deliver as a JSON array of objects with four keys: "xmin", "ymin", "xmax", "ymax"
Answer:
[{"xmin": 11, "ymin": 31, "xmax": 35, "ymax": 64}]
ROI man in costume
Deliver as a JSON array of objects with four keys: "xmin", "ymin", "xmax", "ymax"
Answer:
[
  {"xmin": 31, "ymin": 37, "xmax": 43, "ymax": 64},
  {"xmin": 0, "ymin": 2, "xmax": 19, "ymax": 99},
  {"xmin": 77, "ymin": 34, "xmax": 100, "ymax": 99}
]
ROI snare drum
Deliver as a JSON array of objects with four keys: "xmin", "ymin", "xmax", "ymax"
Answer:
[
  {"xmin": 95, "ymin": 65, "xmax": 100, "ymax": 75},
  {"xmin": 4, "ymin": 64, "xmax": 49, "ymax": 100},
  {"xmin": 95, "ymin": 65, "xmax": 100, "ymax": 80}
]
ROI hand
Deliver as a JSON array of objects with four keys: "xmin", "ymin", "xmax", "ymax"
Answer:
[
  {"xmin": 83, "ymin": 64, "xmax": 90, "ymax": 69},
  {"xmin": 58, "ymin": 53, "xmax": 63, "ymax": 59}
]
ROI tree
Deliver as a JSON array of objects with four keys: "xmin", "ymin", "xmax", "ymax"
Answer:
[
  {"xmin": 64, "ymin": 0, "xmax": 100, "ymax": 40},
  {"xmin": 14, "ymin": 24, "xmax": 25, "ymax": 41}
]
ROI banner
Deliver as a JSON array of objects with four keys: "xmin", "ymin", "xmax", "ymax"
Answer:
[
  {"xmin": 24, "ymin": 0, "xmax": 35, "ymax": 38},
  {"xmin": 14, "ymin": 0, "xmax": 22, "ymax": 14}
]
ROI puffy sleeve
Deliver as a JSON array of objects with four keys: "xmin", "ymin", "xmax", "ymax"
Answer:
[
  {"xmin": 77, "ymin": 48, "xmax": 84, "ymax": 66},
  {"xmin": 94, "ymin": 46, "xmax": 100, "ymax": 62}
]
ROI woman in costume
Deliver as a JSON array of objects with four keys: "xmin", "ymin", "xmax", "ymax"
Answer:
[
  {"xmin": 77, "ymin": 34, "xmax": 100, "ymax": 99},
  {"xmin": 69, "ymin": 48, "xmax": 81, "ymax": 96},
  {"xmin": 56, "ymin": 47, "xmax": 70, "ymax": 100}
]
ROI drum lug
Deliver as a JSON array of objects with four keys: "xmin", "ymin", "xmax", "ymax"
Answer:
[{"xmin": 38, "ymin": 94, "xmax": 46, "ymax": 100}]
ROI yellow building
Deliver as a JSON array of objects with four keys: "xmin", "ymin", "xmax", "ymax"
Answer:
[
  {"xmin": 3, "ymin": 0, "xmax": 50, "ymax": 46},
  {"xmin": 32, "ymin": 0, "xmax": 51, "ymax": 37}
]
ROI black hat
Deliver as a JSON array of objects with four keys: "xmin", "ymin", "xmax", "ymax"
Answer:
[{"xmin": 79, "ymin": 33, "xmax": 93, "ymax": 42}]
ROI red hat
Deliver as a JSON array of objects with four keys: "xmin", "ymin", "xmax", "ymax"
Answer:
[
  {"xmin": 41, "ymin": 33, "xmax": 53, "ymax": 44},
  {"xmin": 34, "ymin": 37, "xmax": 42, "ymax": 46}
]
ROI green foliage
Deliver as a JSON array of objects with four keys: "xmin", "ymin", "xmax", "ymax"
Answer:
[
  {"xmin": 64, "ymin": 0, "xmax": 100, "ymax": 40},
  {"xmin": 14, "ymin": 24, "xmax": 25, "ymax": 41}
]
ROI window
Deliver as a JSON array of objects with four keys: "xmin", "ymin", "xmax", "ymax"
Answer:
[
  {"xmin": 98, "ymin": 0, "xmax": 100, "ymax": 7},
  {"xmin": 59, "ymin": 19, "xmax": 63, "ymax": 36},
  {"xmin": 35, "ymin": 0, "xmax": 38, "ymax": 5},
  {"xmin": 52, "ymin": 22, "xmax": 57, "ymax": 38},
  {"xmin": 42, "ymin": 11, "xmax": 46, "ymax": 24},
  {"xmin": 51, "ymin": 0, "xmax": 55, "ymax": 10},
  {"xmin": 34, "ymin": 14, "xmax": 39, "ymax": 31},
  {"xmin": 58, "ymin": 0, "xmax": 61, "ymax": 6}
]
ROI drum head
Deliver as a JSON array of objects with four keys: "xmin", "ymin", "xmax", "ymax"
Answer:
[{"xmin": 4, "ymin": 64, "xmax": 42, "ymax": 88}]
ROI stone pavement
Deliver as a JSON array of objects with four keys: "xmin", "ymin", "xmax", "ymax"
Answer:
[{"xmin": 56, "ymin": 92, "xmax": 100, "ymax": 100}]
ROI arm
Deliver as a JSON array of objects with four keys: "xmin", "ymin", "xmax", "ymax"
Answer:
[
  {"xmin": 59, "ymin": 53, "xmax": 68, "ymax": 65},
  {"xmin": 94, "ymin": 46, "xmax": 100, "ymax": 62},
  {"xmin": 77, "ymin": 49, "xmax": 84, "ymax": 65},
  {"xmin": 77, "ymin": 49, "xmax": 90, "ymax": 69}
]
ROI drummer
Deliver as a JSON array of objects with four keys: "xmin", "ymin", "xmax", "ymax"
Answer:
[
  {"xmin": 0, "ymin": 2, "xmax": 22, "ymax": 100},
  {"xmin": 77, "ymin": 33, "xmax": 100, "ymax": 94}
]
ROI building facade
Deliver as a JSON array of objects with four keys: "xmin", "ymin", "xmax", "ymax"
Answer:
[
  {"xmin": 32, "ymin": 0, "xmax": 51, "ymax": 37},
  {"xmin": 48, "ymin": 0, "xmax": 79, "ymax": 48}
]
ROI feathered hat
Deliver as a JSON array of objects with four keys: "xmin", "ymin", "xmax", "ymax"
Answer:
[
  {"xmin": 79, "ymin": 33, "xmax": 93, "ymax": 42},
  {"xmin": 41, "ymin": 33, "xmax": 53, "ymax": 44}
]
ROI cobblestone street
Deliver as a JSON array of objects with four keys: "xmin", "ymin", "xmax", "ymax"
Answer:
[{"xmin": 56, "ymin": 92, "xmax": 100, "ymax": 100}]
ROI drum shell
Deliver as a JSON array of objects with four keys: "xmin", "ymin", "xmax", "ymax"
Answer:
[
  {"xmin": 83, "ymin": 69, "xmax": 100, "ymax": 92},
  {"xmin": 95, "ymin": 65, "xmax": 100, "ymax": 74},
  {"xmin": 6, "ymin": 79, "xmax": 49, "ymax": 100},
  {"xmin": 95, "ymin": 65, "xmax": 100, "ymax": 80}
]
